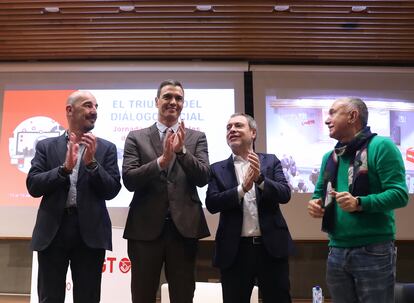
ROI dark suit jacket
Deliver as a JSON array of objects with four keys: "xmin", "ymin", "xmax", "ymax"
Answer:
[
  {"xmin": 122, "ymin": 123, "xmax": 210, "ymax": 240},
  {"xmin": 206, "ymin": 153, "xmax": 295, "ymax": 269},
  {"xmin": 27, "ymin": 134, "xmax": 121, "ymax": 252}
]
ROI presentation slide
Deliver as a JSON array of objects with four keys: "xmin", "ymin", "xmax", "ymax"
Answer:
[
  {"xmin": 266, "ymin": 97, "xmax": 414, "ymax": 194},
  {"xmin": 0, "ymin": 89, "xmax": 235, "ymax": 207}
]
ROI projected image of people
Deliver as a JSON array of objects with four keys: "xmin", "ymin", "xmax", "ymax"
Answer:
[{"xmin": 266, "ymin": 97, "xmax": 414, "ymax": 193}]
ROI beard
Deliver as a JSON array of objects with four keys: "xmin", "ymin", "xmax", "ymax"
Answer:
[
  {"xmin": 82, "ymin": 120, "xmax": 95, "ymax": 133},
  {"xmin": 83, "ymin": 124, "xmax": 94, "ymax": 133},
  {"xmin": 83, "ymin": 114, "xmax": 97, "ymax": 132}
]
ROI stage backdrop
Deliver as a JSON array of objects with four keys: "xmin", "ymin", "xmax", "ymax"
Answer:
[
  {"xmin": 0, "ymin": 88, "xmax": 235, "ymax": 207},
  {"xmin": 30, "ymin": 227, "xmax": 131, "ymax": 303}
]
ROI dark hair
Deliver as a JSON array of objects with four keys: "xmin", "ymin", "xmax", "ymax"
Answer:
[
  {"xmin": 229, "ymin": 113, "xmax": 258, "ymax": 148},
  {"xmin": 157, "ymin": 80, "xmax": 184, "ymax": 98}
]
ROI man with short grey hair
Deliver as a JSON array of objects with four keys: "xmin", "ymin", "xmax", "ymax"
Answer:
[{"xmin": 308, "ymin": 97, "xmax": 408, "ymax": 303}]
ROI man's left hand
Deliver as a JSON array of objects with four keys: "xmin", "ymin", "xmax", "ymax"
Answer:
[
  {"xmin": 82, "ymin": 132, "xmax": 97, "ymax": 165},
  {"xmin": 173, "ymin": 120, "xmax": 186, "ymax": 153},
  {"xmin": 247, "ymin": 152, "xmax": 261, "ymax": 182},
  {"xmin": 331, "ymin": 190, "xmax": 361, "ymax": 212}
]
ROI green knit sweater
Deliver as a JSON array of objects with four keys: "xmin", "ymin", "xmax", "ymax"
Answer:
[{"xmin": 312, "ymin": 135, "xmax": 408, "ymax": 247}]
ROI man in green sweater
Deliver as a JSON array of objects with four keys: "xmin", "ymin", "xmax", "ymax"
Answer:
[{"xmin": 308, "ymin": 97, "xmax": 408, "ymax": 303}]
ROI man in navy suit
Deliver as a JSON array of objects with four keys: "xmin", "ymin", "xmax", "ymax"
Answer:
[
  {"xmin": 206, "ymin": 113, "xmax": 294, "ymax": 303},
  {"xmin": 27, "ymin": 90, "xmax": 121, "ymax": 303}
]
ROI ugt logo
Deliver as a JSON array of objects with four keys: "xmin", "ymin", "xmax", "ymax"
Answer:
[{"xmin": 102, "ymin": 257, "xmax": 131, "ymax": 274}]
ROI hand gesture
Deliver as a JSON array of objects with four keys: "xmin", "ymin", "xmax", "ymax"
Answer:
[
  {"xmin": 64, "ymin": 132, "xmax": 79, "ymax": 171},
  {"xmin": 247, "ymin": 152, "xmax": 261, "ymax": 182},
  {"xmin": 242, "ymin": 151, "xmax": 260, "ymax": 192},
  {"xmin": 308, "ymin": 198, "xmax": 324, "ymax": 218},
  {"xmin": 159, "ymin": 129, "xmax": 175, "ymax": 170},
  {"xmin": 331, "ymin": 190, "xmax": 360, "ymax": 212},
  {"xmin": 81, "ymin": 132, "xmax": 97, "ymax": 165},
  {"xmin": 172, "ymin": 120, "xmax": 186, "ymax": 153}
]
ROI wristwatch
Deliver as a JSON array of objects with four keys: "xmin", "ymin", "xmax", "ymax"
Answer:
[
  {"xmin": 175, "ymin": 146, "xmax": 187, "ymax": 156},
  {"xmin": 86, "ymin": 159, "xmax": 98, "ymax": 170},
  {"xmin": 58, "ymin": 165, "xmax": 72, "ymax": 176},
  {"xmin": 356, "ymin": 196, "xmax": 363, "ymax": 211},
  {"xmin": 255, "ymin": 173, "xmax": 265, "ymax": 185}
]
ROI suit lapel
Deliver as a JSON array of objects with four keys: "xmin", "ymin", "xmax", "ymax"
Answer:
[
  {"xmin": 258, "ymin": 153, "xmax": 266, "ymax": 175},
  {"xmin": 55, "ymin": 134, "xmax": 68, "ymax": 165},
  {"xmin": 149, "ymin": 123, "xmax": 163, "ymax": 157},
  {"xmin": 220, "ymin": 155, "xmax": 239, "ymax": 189},
  {"xmin": 255, "ymin": 153, "xmax": 266, "ymax": 200}
]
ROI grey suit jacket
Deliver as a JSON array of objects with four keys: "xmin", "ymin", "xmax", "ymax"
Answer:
[{"xmin": 122, "ymin": 123, "xmax": 210, "ymax": 240}]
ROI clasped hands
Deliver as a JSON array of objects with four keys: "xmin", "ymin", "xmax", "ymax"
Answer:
[
  {"xmin": 159, "ymin": 121, "xmax": 186, "ymax": 170},
  {"xmin": 308, "ymin": 189, "xmax": 361, "ymax": 218},
  {"xmin": 63, "ymin": 132, "xmax": 97, "ymax": 172},
  {"xmin": 241, "ymin": 152, "xmax": 261, "ymax": 193}
]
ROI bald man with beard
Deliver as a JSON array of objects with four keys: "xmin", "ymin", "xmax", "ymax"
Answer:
[{"xmin": 27, "ymin": 90, "xmax": 121, "ymax": 303}]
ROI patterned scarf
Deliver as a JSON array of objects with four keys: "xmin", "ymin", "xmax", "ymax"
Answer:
[{"xmin": 321, "ymin": 126, "xmax": 377, "ymax": 233}]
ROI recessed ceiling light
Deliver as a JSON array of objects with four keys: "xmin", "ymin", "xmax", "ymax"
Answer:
[
  {"xmin": 196, "ymin": 5, "xmax": 213, "ymax": 12},
  {"xmin": 43, "ymin": 7, "xmax": 60, "ymax": 13},
  {"xmin": 274, "ymin": 5, "xmax": 290, "ymax": 12},
  {"xmin": 351, "ymin": 6, "xmax": 367, "ymax": 12},
  {"xmin": 119, "ymin": 6, "xmax": 135, "ymax": 12}
]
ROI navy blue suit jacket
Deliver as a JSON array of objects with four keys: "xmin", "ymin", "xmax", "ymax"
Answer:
[
  {"xmin": 206, "ymin": 153, "xmax": 294, "ymax": 269},
  {"xmin": 27, "ymin": 134, "xmax": 121, "ymax": 251}
]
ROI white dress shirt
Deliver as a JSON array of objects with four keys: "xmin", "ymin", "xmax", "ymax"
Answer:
[
  {"xmin": 65, "ymin": 145, "xmax": 85, "ymax": 208},
  {"xmin": 233, "ymin": 154, "xmax": 261, "ymax": 237}
]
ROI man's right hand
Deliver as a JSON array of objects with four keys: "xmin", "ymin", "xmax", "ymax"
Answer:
[
  {"xmin": 159, "ymin": 130, "xmax": 175, "ymax": 170},
  {"xmin": 308, "ymin": 198, "xmax": 324, "ymax": 218},
  {"xmin": 64, "ymin": 132, "xmax": 79, "ymax": 172},
  {"xmin": 240, "ymin": 151, "xmax": 261, "ymax": 192},
  {"xmin": 242, "ymin": 167, "xmax": 256, "ymax": 193}
]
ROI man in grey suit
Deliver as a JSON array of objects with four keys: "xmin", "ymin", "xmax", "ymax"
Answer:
[
  {"xmin": 122, "ymin": 80, "xmax": 210, "ymax": 303},
  {"xmin": 27, "ymin": 90, "xmax": 121, "ymax": 303}
]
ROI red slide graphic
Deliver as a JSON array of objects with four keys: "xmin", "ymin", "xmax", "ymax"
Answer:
[{"xmin": 0, "ymin": 90, "xmax": 74, "ymax": 205}]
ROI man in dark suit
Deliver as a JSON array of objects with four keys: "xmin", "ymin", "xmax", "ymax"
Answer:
[
  {"xmin": 206, "ymin": 113, "xmax": 294, "ymax": 303},
  {"xmin": 122, "ymin": 80, "xmax": 210, "ymax": 303},
  {"xmin": 27, "ymin": 90, "xmax": 121, "ymax": 303}
]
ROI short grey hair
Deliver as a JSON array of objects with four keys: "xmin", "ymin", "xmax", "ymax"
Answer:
[
  {"xmin": 230, "ymin": 113, "xmax": 258, "ymax": 131},
  {"xmin": 337, "ymin": 97, "xmax": 368, "ymax": 127}
]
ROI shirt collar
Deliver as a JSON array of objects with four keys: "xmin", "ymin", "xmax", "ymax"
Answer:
[
  {"xmin": 232, "ymin": 153, "xmax": 248, "ymax": 163},
  {"xmin": 64, "ymin": 130, "xmax": 93, "ymax": 144},
  {"xmin": 156, "ymin": 121, "xmax": 180, "ymax": 133}
]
